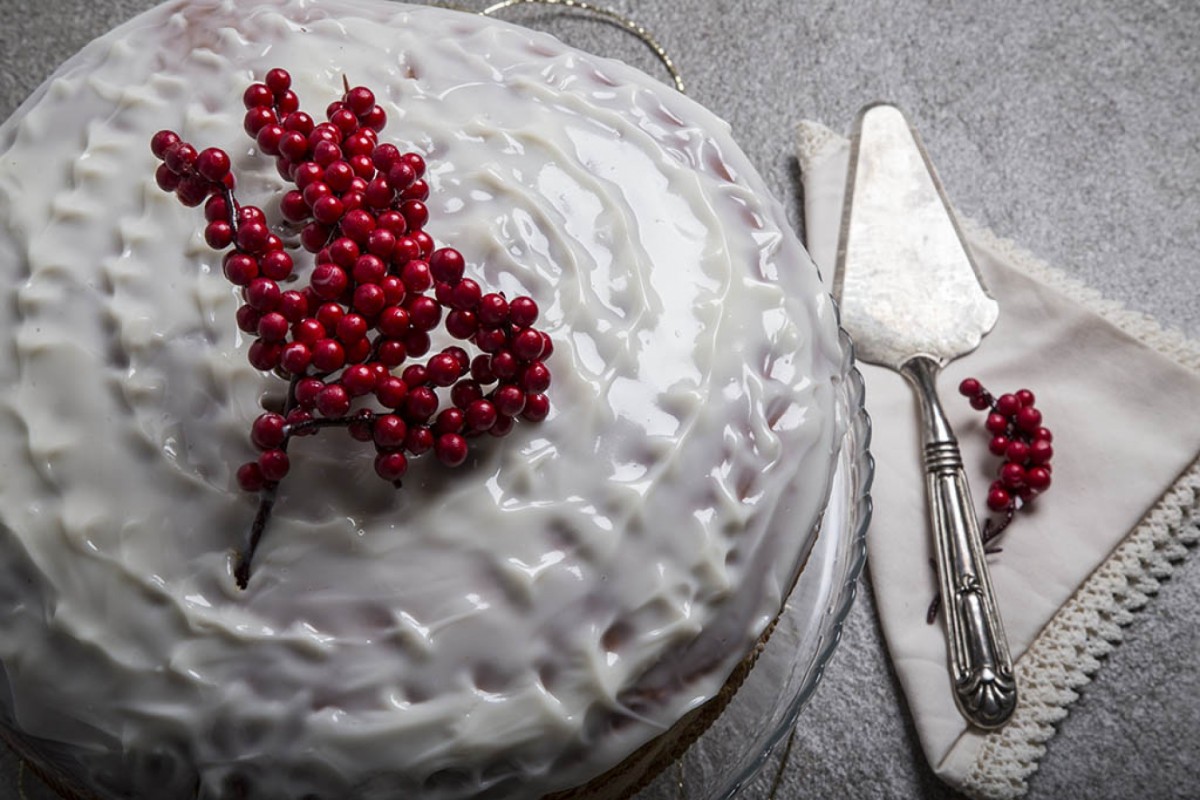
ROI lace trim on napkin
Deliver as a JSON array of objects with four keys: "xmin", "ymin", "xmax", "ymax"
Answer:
[{"xmin": 956, "ymin": 220, "xmax": 1200, "ymax": 800}]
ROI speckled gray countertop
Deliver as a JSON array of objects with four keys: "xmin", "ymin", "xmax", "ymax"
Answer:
[{"xmin": 1, "ymin": 1, "xmax": 1197, "ymax": 799}]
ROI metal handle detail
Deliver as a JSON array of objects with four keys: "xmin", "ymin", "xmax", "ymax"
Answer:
[{"xmin": 902, "ymin": 355, "xmax": 1017, "ymax": 729}]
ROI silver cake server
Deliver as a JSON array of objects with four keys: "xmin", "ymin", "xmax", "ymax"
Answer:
[{"xmin": 835, "ymin": 103, "xmax": 1016, "ymax": 729}]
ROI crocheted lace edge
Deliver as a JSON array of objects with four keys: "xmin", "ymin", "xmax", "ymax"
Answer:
[{"xmin": 957, "ymin": 219, "xmax": 1200, "ymax": 800}]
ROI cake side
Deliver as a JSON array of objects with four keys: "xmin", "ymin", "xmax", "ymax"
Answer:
[{"xmin": 0, "ymin": 1, "xmax": 847, "ymax": 798}]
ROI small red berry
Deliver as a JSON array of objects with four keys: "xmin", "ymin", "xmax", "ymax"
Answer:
[
  {"xmin": 151, "ymin": 129, "xmax": 181, "ymax": 159},
  {"xmin": 293, "ymin": 317, "xmax": 325, "ymax": 346},
  {"xmin": 407, "ymin": 295, "xmax": 441, "ymax": 331},
  {"xmin": 471, "ymin": 354, "xmax": 497, "ymax": 384},
  {"xmin": 346, "ymin": 86, "xmax": 376, "ymax": 116},
  {"xmin": 204, "ymin": 220, "xmax": 234, "ymax": 249},
  {"xmin": 243, "ymin": 83, "xmax": 274, "ymax": 109},
  {"xmin": 446, "ymin": 309, "xmax": 478, "ymax": 340},
  {"xmin": 341, "ymin": 209, "xmax": 376, "ymax": 243},
  {"xmin": 452, "ymin": 380, "xmax": 484, "ymax": 410},
  {"xmin": 1004, "ymin": 441, "xmax": 1030, "ymax": 464},
  {"xmin": 435, "ymin": 433, "xmax": 469, "ymax": 467},
  {"xmin": 175, "ymin": 177, "xmax": 211, "ymax": 207},
  {"xmin": 236, "ymin": 305, "xmax": 262, "ymax": 334},
  {"xmin": 155, "ymin": 163, "xmax": 181, "ymax": 192},
  {"xmin": 349, "ymin": 412, "xmax": 376, "ymax": 443},
  {"xmin": 493, "ymin": 384, "xmax": 526, "ymax": 417},
  {"xmin": 450, "ymin": 279, "xmax": 482, "ymax": 311},
  {"xmin": 512, "ymin": 328, "xmax": 545, "ymax": 361},
  {"xmin": 353, "ymin": 283, "xmax": 387, "ymax": 317},
  {"xmin": 401, "ymin": 152, "xmax": 426, "ymax": 178},
  {"xmin": 401, "ymin": 259, "xmax": 433, "ymax": 292},
  {"xmin": 988, "ymin": 435, "xmax": 1010, "ymax": 457},
  {"xmin": 999, "ymin": 462, "xmax": 1026, "ymax": 489},
  {"xmin": 278, "ymin": 290, "xmax": 308, "ymax": 322},
  {"xmin": 403, "ymin": 330, "xmax": 431, "ymax": 359},
  {"xmin": 312, "ymin": 194, "xmax": 345, "ymax": 225},
  {"xmin": 1029, "ymin": 439, "xmax": 1054, "ymax": 465},
  {"xmin": 521, "ymin": 392, "xmax": 550, "ymax": 422},
  {"xmin": 257, "ymin": 312, "xmax": 289, "ymax": 342},
  {"xmin": 1026, "ymin": 466, "xmax": 1052, "ymax": 491},
  {"xmin": 315, "ymin": 383, "xmax": 351, "ymax": 417},
  {"xmin": 342, "ymin": 364, "xmax": 377, "ymax": 397},
  {"xmin": 986, "ymin": 486, "xmax": 1012, "ymax": 511},
  {"xmin": 489, "ymin": 414, "xmax": 515, "ymax": 438},
  {"xmin": 294, "ymin": 377, "xmax": 325, "ymax": 409},
  {"xmin": 435, "ymin": 408, "xmax": 465, "ymax": 435},
  {"xmin": 405, "ymin": 425, "xmax": 434, "ymax": 455},
  {"xmin": 378, "ymin": 306, "xmax": 411, "ymax": 338},
  {"xmin": 223, "ymin": 252, "xmax": 259, "ymax": 286},
  {"xmin": 465, "ymin": 398, "xmax": 498, "ymax": 431},
  {"xmin": 427, "ymin": 353, "xmax": 462, "ymax": 387},
  {"xmin": 265, "ymin": 68, "xmax": 291, "ymax": 94},
  {"xmin": 237, "ymin": 462, "xmax": 266, "ymax": 492},
  {"xmin": 475, "ymin": 327, "xmax": 507, "ymax": 354},
  {"xmin": 373, "ymin": 414, "xmax": 408, "ymax": 449},
  {"xmin": 994, "ymin": 393, "xmax": 1021, "ymax": 416},
  {"xmin": 311, "ymin": 263, "xmax": 348, "ymax": 299},
  {"xmin": 311, "ymin": 338, "xmax": 346, "ymax": 372},
  {"xmin": 260, "ymin": 250, "xmax": 294, "ymax": 281},
  {"xmin": 247, "ymin": 339, "xmax": 281, "ymax": 371},
  {"xmin": 412, "ymin": 230, "xmax": 434, "ymax": 258},
  {"xmin": 243, "ymin": 107, "xmax": 277, "ymax": 137},
  {"xmin": 301, "ymin": 221, "xmax": 333, "ymax": 252},
  {"xmin": 251, "ymin": 413, "xmax": 288, "ymax": 450},
  {"xmin": 1015, "ymin": 406, "xmax": 1043, "ymax": 433},
  {"xmin": 1016, "ymin": 389, "xmax": 1036, "ymax": 407},
  {"xmin": 400, "ymin": 179, "xmax": 429, "ymax": 202},
  {"xmin": 376, "ymin": 376, "xmax": 408, "ymax": 408},
  {"xmin": 280, "ymin": 341, "xmax": 312, "ymax": 374},
  {"xmin": 508, "ymin": 296, "xmax": 539, "ymax": 327},
  {"xmin": 429, "ymin": 248, "xmax": 465, "ymax": 283},
  {"xmin": 375, "ymin": 451, "xmax": 409, "ymax": 483},
  {"xmin": 490, "ymin": 350, "xmax": 519, "ymax": 380},
  {"xmin": 521, "ymin": 362, "xmax": 551, "ymax": 393},
  {"xmin": 377, "ymin": 338, "xmax": 408, "ymax": 367},
  {"xmin": 366, "ymin": 228, "xmax": 396, "ymax": 259},
  {"xmin": 336, "ymin": 313, "xmax": 369, "ymax": 343},
  {"xmin": 405, "ymin": 386, "xmax": 439, "ymax": 422},
  {"xmin": 196, "ymin": 147, "xmax": 231, "ymax": 182}
]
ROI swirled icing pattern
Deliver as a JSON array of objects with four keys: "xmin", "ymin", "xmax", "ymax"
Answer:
[{"xmin": 0, "ymin": 1, "xmax": 846, "ymax": 797}]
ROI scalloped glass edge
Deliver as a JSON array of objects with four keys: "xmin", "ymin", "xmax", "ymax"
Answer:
[{"xmin": 636, "ymin": 326, "xmax": 874, "ymax": 799}]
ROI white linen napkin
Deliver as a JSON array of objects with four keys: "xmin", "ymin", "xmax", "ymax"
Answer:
[{"xmin": 796, "ymin": 120, "xmax": 1200, "ymax": 799}]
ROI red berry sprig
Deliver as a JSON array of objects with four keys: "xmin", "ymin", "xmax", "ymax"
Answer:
[
  {"xmin": 151, "ymin": 69, "xmax": 553, "ymax": 588},
  {"xmin": 926, "ymin": 378, "xmax": 1054, "ymax": 623},
  {"xmin": 957, "ymin": 378, "xmax": 1054, "ymax": 515}
]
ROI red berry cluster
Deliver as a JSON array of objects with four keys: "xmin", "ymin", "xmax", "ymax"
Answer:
[
  {"xmin": 958, "ymin": 378, "xmax": 1053, "ymax": 512},
  {"xmin": 151, "ymin": 69, "xmax": 552, "ymax": 583}
]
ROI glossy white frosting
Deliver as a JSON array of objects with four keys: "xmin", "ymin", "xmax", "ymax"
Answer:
[{"xmin": 0, "ymin": 1, "xmax": 847, "ymax": 797}]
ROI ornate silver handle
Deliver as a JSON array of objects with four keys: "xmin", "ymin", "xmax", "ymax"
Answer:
[{"xmin": 901, "ymin": 355, "xmax": 1017, "ymax": 729}]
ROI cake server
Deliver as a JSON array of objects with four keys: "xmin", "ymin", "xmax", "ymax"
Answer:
[{"xmin": 835, "ymin": 103, "xmax": 1016, "ymax": 729}]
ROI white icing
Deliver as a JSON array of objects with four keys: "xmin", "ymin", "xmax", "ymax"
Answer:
[{"xmin": 0, "ymin": 1, "xmax": 846, "ymax": 797}]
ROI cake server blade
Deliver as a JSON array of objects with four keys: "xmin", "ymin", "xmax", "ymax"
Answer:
[{"xmin": 835, "ymin": 103, "xmax": 1016, "ymax": 729}]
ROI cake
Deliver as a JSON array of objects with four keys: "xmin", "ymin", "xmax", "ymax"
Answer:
[{"xmin": 0, "ymin": 1, "xmax": 849, "ymax": 798}]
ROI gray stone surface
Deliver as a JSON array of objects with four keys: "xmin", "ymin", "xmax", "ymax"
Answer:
[{"xmin": 1, "ymin": 1, "xmax": 1197, "ymax": 799}]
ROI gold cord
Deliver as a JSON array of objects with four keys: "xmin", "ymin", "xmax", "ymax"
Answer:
[
  {"xmin": 480, "ymin": 0, "xmax": 685, "ymax": 93},
  {"xmin": 766, "ymin": 728, "xmax": 799, "ymax": 800}
]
